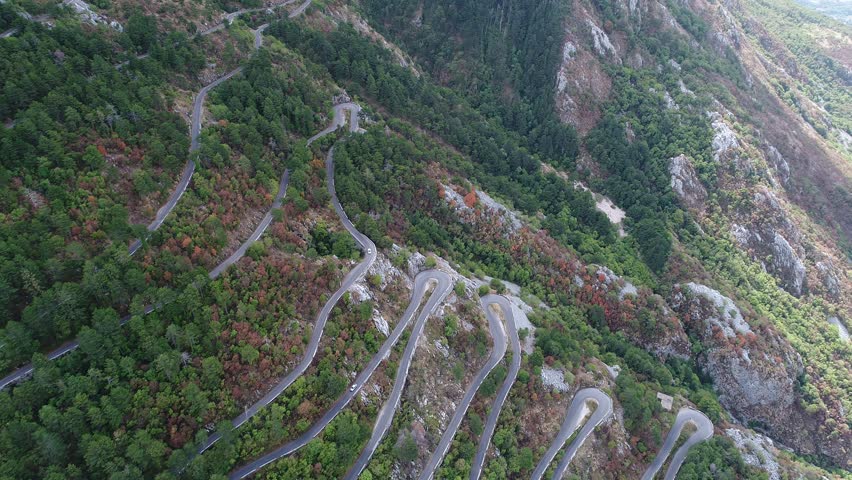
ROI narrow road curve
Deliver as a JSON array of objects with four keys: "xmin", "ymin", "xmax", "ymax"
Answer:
[
  {"xmin": 199, "ymin": 0, "xmax": 297, "ymax": 36},
  {"xmin": 342, "ymin": 272, "xmax": 454, "ymax": 480},
  {"xmin": 1, "ymin": 162, "xmax": 286, "ymax": 391},
  {"xmin": 195, "ymin": 110, "xmax": 372, "ymax": 457},
  {"xmin": 418, "ymin": 294, "xmax": 509, "ymax": 480},
  {"xmin": 2, "ymin": 0, "xmax": 315, "ymax": 387},
  {"xmin": 228, "ymin": 270, "xmax": 452, "ymax": 479},
  {"xmin": 531, "ymin": 388, "xmax": 613, "ymax": 480},
  {"xmin": 128, "ymin": 17, "xmax": 279, "ymax": 256},
  {"xmin": 127, "ymin": 64, "xmax": 244, "ymax": 255},
  {"xmin": 307, "ymin": 102, "xmax": 362, "ymax": 144},
  {"xmin": 641, "ymin": 408, "xmax": 713, "ymax": 480},
  {"xmin": 469, "ymin": 295, "xmax": 521, "ymax": 480},
  {"xmin": 288, "ymin": 0, "xmax": 313, "ymax": 18},
  {"xmin": 208, "ymin": 168, "xmax": 288, "ymax": 279}
]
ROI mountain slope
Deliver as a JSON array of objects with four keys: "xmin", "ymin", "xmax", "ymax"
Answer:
[{"xmin": 0, "ymin": 0, "xmax": 849, "ymax": 478}]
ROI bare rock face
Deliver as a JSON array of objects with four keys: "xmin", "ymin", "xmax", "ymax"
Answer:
[
  {"xmin": 769, "ymin": 231, "xmax": 806, "ymax": 296},
  {"xmin": 708, "ymin": 111, "xmax": 740, "ymax": 163},
  {"xmin": 669, "ymin": 154, "xmax": 707, "ymax": 211},
  {"xmin": 728, "ymin": 189, "xmax": 807, "ymax": 297},
  {"xmin": 670, "ymin": 283, "xmax": 852, "ymax": 466},
  {"xmin": 586, "ymin": 19, "xmax": 620, "ymax": 61},
  {"xmin": 815, "ymin": 261, "xmax": 841, "ymax": 299},
  {"xmin": 765, "ymin": 145, "xmax": 790, "ymax": 186}
]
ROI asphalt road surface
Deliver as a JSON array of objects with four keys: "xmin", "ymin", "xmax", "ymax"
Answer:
[
  {"xmin": 307, "ymin": 102, "xmax": 362, "ymax": 144},
  {"xmin": 195, "ymin": 108, "xmax": 373, "ymax": 458},
  {"xmin": 418, "ymin": 294, "xmax": 509, "ymax": 480},
  {"xmin": 128, "ymin": 14, "xmax": 282, "ymax": 255},
  {"xmin": 208, "ymin": 168, "xmax": 289, "ymax": 279},
  {"xmin": 342, "ymin": 271, "xmax": 454, "ymax": 480},
  {"xmin": 469, "ymin": 295, "xmax": 522, "ymax": 480},
  {"xmin": 641, "ymin": 408, "xmax": 713, "ymax": 480},
  {"xmin": 228, "ymin": 270, "xmax": 452, "ymax": 480},
  {"xmin": 289, "ymin": 0, "xmax": 313, "ymax": 18},
  {"xmin": 531, "ymin": 388, "xmax": 613, "ymax": 480},
  {"xmin": 199, "ymin": 0, "xmax": 297, "ymax": 36},
  {"xmin": 1, "ymin": 28, "xmax": 283, "ymax": 389},
  {"xmin": 0, "ymin": 304, "xmax": 156, "ymax": 390},
  {"xmin": 127, "ymin": 65, "xmax": 246, "ymax": 255}
]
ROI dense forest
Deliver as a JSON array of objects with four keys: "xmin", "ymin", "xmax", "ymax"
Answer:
[{"xmin": 0, "ymin": 0, "xmax": 849, "ymax": 479}]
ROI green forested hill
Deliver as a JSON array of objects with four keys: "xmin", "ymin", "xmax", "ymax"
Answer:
[{"xmin": 0, "ymin": 0, "xmax": 849, "ymax": 479}]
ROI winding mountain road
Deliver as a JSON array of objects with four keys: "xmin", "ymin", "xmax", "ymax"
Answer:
[
  {"xmin": 418, "ymin": 294, "xmax": 510, "ymax": 480},
  {"xmin": 228, "ymin": 270, "xmax": 452, "ymax": 479},
  {"xmin": 127, "ymin": 63, "xmax": 245, "ymax": 255},
  {"xmin": 288, "ymin": 0, "xmax": 313, "ymax": 18},
  {"xmin": 341, "ymin": 271, "xmax": 454, "ymax": 480},
  {"xmin": 0, "ymin": 161, "xmax": 288, "ymax": 391},
  {"xmin": 307, "ymin": 102, "xmax": 363, "ymax": 144},
  {"xmin": 469, "ymin": 295, "xmax": 521, "ymax": 480},
  {"xmin": 531, "ymin": 388, "xmax": 613, "ymax": 480},
  {"xmin": 194, "ymin": 103, "xmax": 372, "ymax": 460},
  {"xmin": 641, "ymin": 408, "xmax": 713, "ymax": 480},
  {"xmin": 199, "ymin": 0, "xmax": 297, "ymax": 36},
  {"xmin": 208, "ymin": 168, "xmax": 288, "ymax": 279},
  {"xmin": 1, "ymin": 24, "xmax": 286, "ymax": 391},
  {"xmin": 0, "ymin": 303, "xmax": 157, "ymax": 390}
]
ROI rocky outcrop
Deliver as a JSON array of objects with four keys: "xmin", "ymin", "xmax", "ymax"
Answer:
[
  {"xmin": 769, "ymin": 232, "xmax": 806, "ymax": 296},
  {"xmin": 828, "ymin": 317, "xmax": 850, "ymax": 343},
  {"xmin": 670, "ymin": 283, "xmax": 850, "ymax": 467},
  {"xmin": 765, "ymin": 145, "xmax": 790, "ymax": 186},
  {"xmin": 815, "ymin": 260, "xmax": 841, "ymax": 298},
  {"xmin": 725, "ymin": 427, "xmax": 781, "ymax": 480},
  {"xmin": 669, "ymin": 154, "xmax": 707, "ymax": 210},
  {"xmin": 708, "ymin": 111, "xmax": 740, "ymax": 163},
  {"xmin": 728, "ymin": 189, "xmax": 808, "ymax": 297},
  {"xmin": 586, "ymin": 19, "xmax": 619, "ymax": 61},
  {"xmin": 63, "ymin": 0, "xmax": 123, "ymax": 31}
]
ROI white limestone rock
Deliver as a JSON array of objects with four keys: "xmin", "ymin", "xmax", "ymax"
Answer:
[{"xmin": 669, "ymin": 154, "xmax": 707, "ymax": 210}]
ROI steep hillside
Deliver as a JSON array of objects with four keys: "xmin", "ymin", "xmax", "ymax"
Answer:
[
  {"xmin": 360, "ymin": 0, "xmax": 851, "ymax": 472},
  {"xmin": 0, "ymin": 0, "xmax": 849, "ymax": 479}
]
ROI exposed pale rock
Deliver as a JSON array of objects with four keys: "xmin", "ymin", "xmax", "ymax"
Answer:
[
  {"xmin": 726, "ymin": 428, "xmax": 781, "ymax": 480},
  {"xmin": 586, "ymin": 18, "xmax": 619, "ymax": 61},
  {"xmin": 771, "ymin": 232, "xmax": 805, "ymax": 296},
  {"xmin": 574, "ymin": 181, "xmax": 627, "ymax": 234},
  {"xmin": 656, "ymin": 392, "xmax": 673, "ymax": 410},
  {"xmin": 349, "ymin": 283, "xmax": 371, "ymax": 302},
  {"xmin": 619, "ymin": 281, "xmax": 638, "ymax": 300},
  {"xmin": 708, "ymin": 112, "xmax": 739, "ymax": 162},
  {"xmin": 683, "ymin": 283, "xmax": 752, "ymax": 338},
  {"xmin": 816, "ymin": 261, "xmax": 841, "ymax": 297},
  {"xmin": 373, "ymin": 313, "xmax": 390, "ymax": 337},
  {"xmin": 669, "ymin": 154, "xmax": 707, "ymax": 210},
  {"xmin": 605, "ymin": 363, "xmax": 621, "ymax": 379},
  {"xmin": 664, "ymin": 90, "xmax": 679, "ymax": 110},
  {"xmin": 434, "ymin": 339, "xmax": 450, "ymax": 358},
  {"xmin": 476, "ymin": 190, "xmax": 522, "ymax": 231},
  {"xmin": 766, "ymin": 145, "xmax": 790, "ymax": 185},
  {"xmin": 541, "ymin": 367, "xmax": 570, "ymax": 392},
  {"xmin": 678, "ymin": 79, "xmax": 695, "ymax": 96},
  {"xmin": 63, "ymin": 0, "xmax": 122, "ymax": 31},
  {"xmin": 669, "ymin": 283, "xmax": 828, "ymax": 464},
  {"xmin": 828, "ymin": 317, "xmax": 850, "ymax": 342}
]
